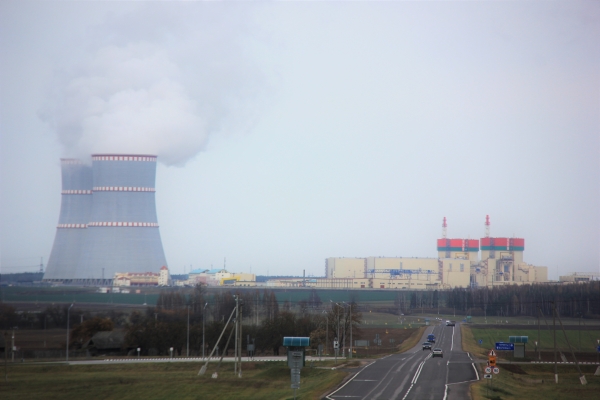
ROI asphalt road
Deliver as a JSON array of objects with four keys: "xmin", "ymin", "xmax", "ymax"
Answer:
[{"xmin": 326, "ymin": 323, "xmax": 479, "ymax": 400}]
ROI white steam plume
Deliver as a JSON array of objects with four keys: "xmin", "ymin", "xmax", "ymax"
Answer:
[{"xmin": 42, "ymin": 3, "xmax": 264, "ymax": 166}]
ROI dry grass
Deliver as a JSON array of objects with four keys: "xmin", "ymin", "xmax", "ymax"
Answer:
[
  {"xmin": 0, "ymin": 361, "xmax": 347, "ymax": 400},
  {"xmin": 462, "ymin": 324, "xmax": 600, "ymax": 400},
  {"xmin": 470, "ymin": 364, "xmax": 600, "ymax": 400},
  {"xmin": 397, "ymin": 326, "xmax": 426, "ymax": 354}
]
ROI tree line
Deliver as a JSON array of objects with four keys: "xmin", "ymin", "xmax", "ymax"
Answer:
[
  {"xmin": 391, "ymin": 281, "xmax": 600, "ymax": 318},
  {"xmin": 125, "ymin": 287, "xmax": 361, "ymax": 356}
]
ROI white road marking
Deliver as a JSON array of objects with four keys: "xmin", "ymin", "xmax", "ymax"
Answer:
[
  {"xmin": 325, "ymin": 361, "xmax": 376, "ymax": 400},
  {"xmin": 472, "ymin": 363, "xmax": 480, "ymax": 381},
  {"xmin": 401, "ymin": 354, "xmax": 430, "ymax": 400}
]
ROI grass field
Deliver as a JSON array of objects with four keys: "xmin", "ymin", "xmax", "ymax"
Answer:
[
  {"xmin": 360, "ymin": 311, "xmax": 432, "ymax": 328},
  {"xmin": 0, "ymin": 361, "xmax": 346, "ymax": 400},
  {"xmin": 470, "ymin": 363, "xmax": 600, "ymax": 400},
  {"xmin": 0, "ymin": 320, "xmax": 428, "ymax": 399},
  {"xmin": 463, "ymin": 325, "xmax": 600, "ymax": 362},
  {"xmin": 461, "ymin": 325, "xmax": 600, "ymax": 400}
]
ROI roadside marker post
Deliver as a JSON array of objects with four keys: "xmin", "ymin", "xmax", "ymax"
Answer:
[
  {"xmin": 487, "ymin": 349, "xmax": 497, "ymax": 395},
  {"xmin": 488, "ymin": 349, "xmax": 497, "ymax": 367}
]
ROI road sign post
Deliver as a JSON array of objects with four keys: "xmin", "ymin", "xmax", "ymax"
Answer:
[
  {"xmin": 495, "ymin": 342, "xmax": 514, "ymax": 351},
  {"xmin": 333, "ymin": 338, "xmax": 339, "ymax": 364},
  {"xmin": 283, "ymin": 337, "xmax": 310, "ymax": 399},
  {"xmin": 488, "ymin": 349, "xmax": 497, "ymax": 367}
]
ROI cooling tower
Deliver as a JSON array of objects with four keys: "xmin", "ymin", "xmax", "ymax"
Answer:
[
  {"xmin": 74, "ymin": 154, "xmax": 168, "ymax": 281},
  {"xmin": 44, "ymin": 159, "xmax": 93, "ymax": 282}
]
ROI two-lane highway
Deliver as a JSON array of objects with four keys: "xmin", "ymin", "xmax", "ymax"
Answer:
[{"xmin": 326, "ymin": 322, "xmax": 478, "ymax": 400}]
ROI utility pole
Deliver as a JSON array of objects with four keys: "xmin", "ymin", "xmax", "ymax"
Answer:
[
  {"xmin": 238, "ymin": 300, "xmax": 242, "ymax": 378},
  {"xmin": 66, "ymin": 303, "xmax": 74, "ymax": 362},
  {"xmin": 349, "ymin": 303, "xmax": 353, "ymax": 359},
  {"xmin": 11, "ymin": 330, "xmax": 15, "ymax": 363},
  {"xmin": 234, "ymin": 295, "xmax": 239, "ymax": 375},
  {"xmin": 579, "ymin": 313, "xmax": 581, "ymax": 351},
  {"xmin": 553, "ymin": 301, "xmax": 557, "ymax": 383},
  {"xmin": 325, "ymin": 312, "xmax": 329, "ymax": 355},
  {"xmin": 202, "ymin": 302, "xmax": 208, "ymax": 359},
  {"xmin": 4, "ymin": 332, "xmax": 7, "ymax": 382},
  {"xmin": 554, "ymin": 303, "xmax": 587, "ymax": 385},
  {"xmin": 186, "ymin": 305, "xmax": 190, "ymax": 357},
  {"xmin": 537, "ymin": 307, "xmax": 541, "ymax": 361}
]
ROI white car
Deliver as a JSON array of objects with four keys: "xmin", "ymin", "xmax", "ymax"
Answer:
[{"xmin": 432, "ymin": 348, "xmax": 443, "ymax": 358}]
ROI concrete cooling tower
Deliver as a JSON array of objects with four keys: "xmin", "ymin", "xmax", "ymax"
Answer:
[
  {"xmin": 44, "ymin": 159, "xmax": 93, "ymax": 281},
  {"xmin": 44, "ymin": 154, "xmax": 168, "ymax": 284}
]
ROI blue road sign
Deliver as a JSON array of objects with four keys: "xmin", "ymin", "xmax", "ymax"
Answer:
[
  {"xmin": 495, "ymin": 342, "xmax": 514, "ymax": 351},
  {"xmin": 479, "ymin": 339, "xmax": 483, "ymax": 345},
  {"xmin": 597, "ymin": 345, "xmax": 600, "ymax": 352}
]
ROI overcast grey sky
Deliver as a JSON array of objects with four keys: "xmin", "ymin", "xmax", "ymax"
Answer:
[{"xmin": 1, "ymin": 1, "xmax": 598, "ymax": 279}]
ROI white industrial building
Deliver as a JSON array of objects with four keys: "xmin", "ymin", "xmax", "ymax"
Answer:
[{"xmin": 271, "ymin": 216, "xmax": 548, "ymax": 290}]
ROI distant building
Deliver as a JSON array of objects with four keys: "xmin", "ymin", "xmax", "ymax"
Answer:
[
  {"xmin": 112, "ymin": 266, "xmax": 171, "ymax": 287},
  {"xmin": 269, "ymin": 217, "xmax": 549, "ymax": 290},
  {"xmin": 559, "ymin": 272, "xmax": 598, "ymax": 283},
  {"xmin": 181, "ymin": 268, "xmax": 256, "ymax": 287},
  {"xmin": 158, "ymin": 266, "xmax": 171, "ymax": 286}
]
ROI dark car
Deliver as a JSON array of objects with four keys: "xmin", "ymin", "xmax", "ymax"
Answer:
[
  {"xmin": 422, "ymin": 342, "xmax": 432, "ymax": 350},
  {"xmin": 432, "ymin": 348, "xmax": 443, "ymax": 358}
]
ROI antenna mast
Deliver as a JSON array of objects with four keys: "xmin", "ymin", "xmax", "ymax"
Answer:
[
  {"xmin": 485, "ymin": 215, "xmax": 490, "ymax": 238},
  {"xmin": 442, "ymin": 217, "xmax": 447, "ymax": 238}
]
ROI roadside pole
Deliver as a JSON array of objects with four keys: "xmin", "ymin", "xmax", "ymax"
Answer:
[
  {"xmin": 537, "ymin": 307, "xmax": 541, "ymax": 361},
  {"xmin": 553, "ymin": 303, "xmax": 587, "ymax": 385},
  {"xmin": 238, "ymin": 300, "xmax": 242, "ymax": 378},
  {"xmin": 4, "ymin": 332, "xmax": 7, "ymax": 382},
  {"xmin": 198, "ymin": 307, "xmax": 236, "ymax": 376},
  {"xmin": 552, "ymin": 302, "xmax": 557, "ymax": 383},
  {"xmin": 234, "ymin": 295, "xmax": 239, "ymax": 376}
]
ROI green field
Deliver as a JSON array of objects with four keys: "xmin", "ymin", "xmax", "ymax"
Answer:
[
  {"xmin": 360, "ymin": 311, "xmax": 432, "ymax": 328},
  {"xmin": 0, "ymin": 361, "xmax": 347, "ymax": 400},
  {"xmin": 0, "ymin": 286, "xmax": 401, "ymax": 307},
  {"xmin": 471, "ymin": 364, "xmax": 600, "ymax": 400},
  {"xmin": 468, "ymin": 327, "xmax": 600, "ymax": 354},
  {"xmin": 0, "ymin": 286, "xmax": 156, "ymax": 306}
]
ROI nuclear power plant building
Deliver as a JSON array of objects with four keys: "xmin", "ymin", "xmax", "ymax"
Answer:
[
  {"xmin": 44, "ymin": 155, "xmax": 168, "ymax": 284},
  {"xmin": 270, "ymin": 216, "xmax": 548, "ymax": 290}
]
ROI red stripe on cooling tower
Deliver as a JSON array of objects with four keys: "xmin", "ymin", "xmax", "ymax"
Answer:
[
  {"xmin": 93, "ymin": 187, "xmax": 155, "ymax": 192},
  {"xmin": 91, "ymin": 155, "xmax": 157, "ymax": 162},
  {"xmin": 61, "ymin": 190, "xmax": 93, "ymax": 195},
  {"xmin": 87, "ymin": 222, "xmax": 159, "ymax": 227},
  {"xmin": 57, "ymin": 224, "xmax": 87, "ymax": 229}
]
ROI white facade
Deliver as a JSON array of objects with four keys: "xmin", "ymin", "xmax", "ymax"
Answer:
[{"xmin": 158, "ymin": 266, "xmax": 171, "ymax": 286}]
